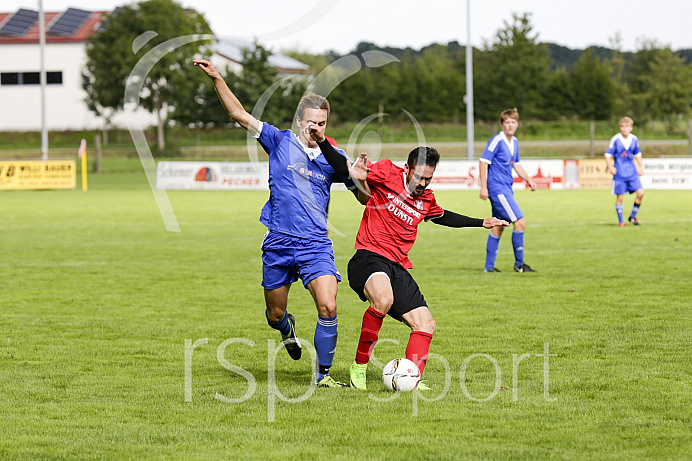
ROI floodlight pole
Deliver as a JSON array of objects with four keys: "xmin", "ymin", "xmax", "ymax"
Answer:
[
  {"xmin": 39, "ymin": 0, "xmax": 48, "ymax": 160},
  {"xmin": 465, "ymin": 0, "xmax": 474, "ymax": 160}
]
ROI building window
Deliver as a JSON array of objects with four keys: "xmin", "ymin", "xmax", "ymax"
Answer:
[
  {"xmin": 0, "ymin": 71, "xmax": 63, "ymax": 86},
  {"xmin": 1, "ymin": 73, "xmax": 18, "ymax": 85},
  {"xmin": 22, "ymin": 72, "xmax": 40, "ymax": 84},
  {"xmin": 47, "ymin": 71, "xmax": 63, "ymax": 84}
]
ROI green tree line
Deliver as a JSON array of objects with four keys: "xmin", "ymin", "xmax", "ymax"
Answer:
[{"xmin": 83, "ymin": 2, "xmax": 692, "ymax": 150}]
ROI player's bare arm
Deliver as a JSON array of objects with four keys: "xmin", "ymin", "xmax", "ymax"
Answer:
[
  {"xmin": 193, "ymin": 59, "xmax": 259, "ymax": 134},
  {"xmin": 514, "ymin": 163, "xmax": 537, "ymax": 191},
  {"xmin": 479, "ymin": 161, "xmax": 489, "ymax": 200},
  {"xmin": 635, "ymin": 156, "xmax": 644, "ymax": 176},
  {"xmin": 605, "ymin": 155, "xmax": 617, "ymax": 175},
  {"xmin": 351, "ymin": 153, "xmax": 371, "ymax": 204}
]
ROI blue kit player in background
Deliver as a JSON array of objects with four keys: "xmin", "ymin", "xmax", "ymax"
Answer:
[
  {"xmin": 605, "ymin": 117, "xmax": 645, "ymax": 226},
  {"xmin": 479, "ymin": 108, "xmax": 537, "ymax": 273},
  {"xmin": 194, "ymin": 58, "xmax": 359, "ymax": 388}
]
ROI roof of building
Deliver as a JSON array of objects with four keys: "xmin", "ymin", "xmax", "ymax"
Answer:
[
  {"xmin": 216, "ymin": 37, "xmax": 311, "ymax": 74},
  {"xmin": 0, "ymin": 8, "xmax": 104, "ymax": 44},
  {"xmin": 0, "ymin": 8, "xmax": 310, "ymax": 74}
]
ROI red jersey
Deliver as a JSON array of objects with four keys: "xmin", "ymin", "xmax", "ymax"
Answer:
[{"xmin": 355, "ymin": 159, "xmax": 444, "ymax": 269}]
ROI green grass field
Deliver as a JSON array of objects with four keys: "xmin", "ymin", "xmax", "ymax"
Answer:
[{"xmin": 1, "ymin": 162, "xmax": 690, "ymax": 459}]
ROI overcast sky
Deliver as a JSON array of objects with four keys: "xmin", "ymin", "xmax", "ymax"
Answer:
[{"xmin": 5, "ymin": 0, "xmax": 692, "ymax": 54}]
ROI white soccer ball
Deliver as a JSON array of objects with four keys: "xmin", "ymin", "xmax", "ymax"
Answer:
[{"xmin": 382, "ymin": 358, "xmax": 421, "ymax": 392}]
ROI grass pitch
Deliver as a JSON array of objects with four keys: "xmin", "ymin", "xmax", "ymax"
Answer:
[{"xmin": 1, "ymin": 161, "xmax": 690, "ymax": 460}]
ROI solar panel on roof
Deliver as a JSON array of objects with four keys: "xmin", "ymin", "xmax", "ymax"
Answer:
[
  {"xmin": 0, "ymin": 8, "xmax": 39, "ymax": 37},
  {"xmin": 48, "ymin": 8, "xmax": 91, "ymax": 36}
]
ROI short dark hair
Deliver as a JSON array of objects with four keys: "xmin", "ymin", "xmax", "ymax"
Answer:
[
  {"xmin": 407, "ymin": 146, "xmax": 440, "ymax": 169},
  {"xmin": 297, "ymin": 94, "xmax": 330, "ymax": 119}
]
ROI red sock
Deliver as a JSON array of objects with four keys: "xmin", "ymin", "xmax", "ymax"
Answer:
[
  {"xmin": 355, "ymin": 307, "xmax": 385, "ymax": 364},
  {"xmin": 406, "ymin": 331, "xmax": 433, "ymax": 375}
]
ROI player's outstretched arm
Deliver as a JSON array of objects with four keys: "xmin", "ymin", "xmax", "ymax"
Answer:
[
  {"xmin": 431, "ymin": 211, "xmax": 509, "ymax": 228},
  {"xmin": 193, "ymin": 59, "xmax": 259, "ymax": 134},
  {"xmin": 482, "ymin": 217, "xmax": 510, "ymax": 229}
]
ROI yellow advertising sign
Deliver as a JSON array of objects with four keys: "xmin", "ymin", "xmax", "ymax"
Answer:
[
  {"xmin": 0, "ymin": 160, "xmax": 76, "ymax": 190},
  {"xmin": 578, "ymin": 159, "xmax": 612, "ymax": 190}
]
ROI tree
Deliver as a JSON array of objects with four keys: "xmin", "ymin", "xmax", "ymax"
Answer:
[
  {"xmin": 629, "ymin": 44, "xmax": 692, "ymax": 122},
  {"xmin": 540, "ymin": 67, "xmax": 574, "ymax": 120},
  {"xmin": 569, "ymin": 48, "xmax": 617, "ymax": 120},
  {"xmin": 473, "ymin": 13, "xmax": 552, "ymax": 120},
  {"xmin": 82, "ymin": 0, "xmax": 212, "ymax": 151}
]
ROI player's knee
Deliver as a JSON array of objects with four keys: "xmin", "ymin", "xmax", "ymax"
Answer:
[
  {"xmin": 318, "ymin": 300, "xmax": 337, "ymax": 317},
  {"xmin": 370, "ymin": 294, "xmax": 393, "ymax": 312},
  {"xmin": 425, "ymin": 318, "xmax": 437, "ymax": 335},
  {"xmin": 411, "ymin": 316, "xmax": 435, "ymax": 334}
]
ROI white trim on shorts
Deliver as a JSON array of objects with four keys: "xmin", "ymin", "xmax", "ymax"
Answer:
[
  {"xmin": 497, "ymin": 194, "xmax": 518, "ymax": 222},
  {"xmin": 365, "ymin": 271, "xmax": 390, "ymax": 287}
]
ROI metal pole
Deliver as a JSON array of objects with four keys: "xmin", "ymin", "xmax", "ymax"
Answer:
[
  {"xmin": 465, "ymin": 0, "xmax": 474, "ymax": 159},
  {"xmin": 39, "ymin": 0, "xmax": 48, "ymax": 160}
]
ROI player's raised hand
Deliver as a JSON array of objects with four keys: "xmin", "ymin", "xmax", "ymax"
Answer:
[
  {"xmin": 193, "ymin": 59, "xmax": 221, "ymax": 79},
  {"xmin": 482, "ymin": 217, "xmax": 510, "ymax": 229},
  {"xmin": 309, "ymin": 125, "xmax": 325, "ymax": 143},
  {"xmin": 349, "ymin": 152, "xmax": 370, "ymax": 182}
]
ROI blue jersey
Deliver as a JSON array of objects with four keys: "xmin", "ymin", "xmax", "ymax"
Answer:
[
  {"xmin": 480, "ymin": 132, "xmax": 520, "ymax": 194},
  {"xmin": 605, "ymin": 133, "xmax": 641, "ymax": 181},
  {"xmin": 256, "ymin": 122, "xmax": 349, "ymax": 238}
]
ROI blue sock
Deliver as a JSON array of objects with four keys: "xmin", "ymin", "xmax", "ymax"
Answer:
[
  {"xmin": 512, "ymin": 230, "xmax": 525, "ymax": 267},
  {"xmin": 266, "ymin": 310, "xmax": 290, "ymax": 336},
  {"xmin": 485, "ymin": 233, "xmax": 501, "ymax": 271},
  {"xmin": 314, "ymin": 315, "xmax": 337, "ymax": 382},
  {"xmin": 615, "ymin": 204, "xmax": 624, "ymax": 224},
  {"xmin": 630, "ymin": 204, "xmax": 640, "ymax": 219}
]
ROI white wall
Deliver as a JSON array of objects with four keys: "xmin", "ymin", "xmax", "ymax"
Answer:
[{"xmin": 0, "ymin": 42, "xmax": 156, "ymax": 131}]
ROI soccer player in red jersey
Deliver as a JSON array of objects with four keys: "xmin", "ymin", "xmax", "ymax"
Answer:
[{"xmin": 310, "ymin": 132, "xmax": 508, "ymax": 390}]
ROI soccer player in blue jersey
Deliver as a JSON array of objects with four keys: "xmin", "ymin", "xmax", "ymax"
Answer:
[
  {"xmin": 194, "ymin": 58, "xmax": 358, "ymax": 388},
  {"xmin": 605, "ymin": 117, "xmax": 645, "ymax": 227},
  {"xmin": 479, "ymin": 108, "xmax": 537, "ymax": 273}
]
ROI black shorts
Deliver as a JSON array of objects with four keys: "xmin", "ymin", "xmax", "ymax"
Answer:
[{"xmin": 347, "ymin": 249, "xmax": 427, "ymax": 321}]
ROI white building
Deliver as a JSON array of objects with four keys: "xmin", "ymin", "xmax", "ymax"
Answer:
[{"xmin": 0, "ymin": 7, "xmax": 311, "ymax": 132}]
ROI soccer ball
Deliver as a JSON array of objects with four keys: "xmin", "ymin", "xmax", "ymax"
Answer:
[{"xmin": 382, "ymin": 358, "xmax": 421, "ymax": 392}]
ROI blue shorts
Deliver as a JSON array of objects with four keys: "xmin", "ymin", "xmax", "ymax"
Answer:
[
  {"xmin": 261, "ymin": 230, "xmax": 341, "ymax": 290},
  {"xmin": 489, "ymin": 192, "xmax": 524, "ymax": 223},
  {"xmin": 612, "ymin": 177, "xmax": 643, "ymax": 195}
]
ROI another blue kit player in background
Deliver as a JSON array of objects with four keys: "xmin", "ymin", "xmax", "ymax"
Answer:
[
  {"xmin": 605, "ymin": 116, "xmax": 645, "ymax": 227},
  {"xmin": 479, "ymin": 108, "xmax": 537, "ymax": 273},
  {"xmin": 194, "ymin": 58, "xmax": 358, "ymax": 388}
]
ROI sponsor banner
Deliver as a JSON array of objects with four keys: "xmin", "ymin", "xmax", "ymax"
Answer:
[
  {"xmin": 0, "ymin": 160, "xmax": 76, "ymax": 190},
  {"xmin": 429, "ymin": 159, "xmax": 564, "ymax": 191},
  {"xmin": 428, "ymin": 160, "xmax": 479, "ymax": 190},
  {"xmin": 156, "ymin": 161, "xmax": 352, "ymax": 191},
  {"xmin": 512, "ymin": 159, "xmax": 564, "ymax": 190},
  {"xmin": 563, "ymin": 159, "xmax": 580, "ymax": 189},
  {"xmin": 578, "ymin": 159, "xmax": 612, "ymax": 190},
  {"xmin": 157, "ymin": 161, "xmax": 269, "ymax": 190},
  {"xmin": 641, "ymin": 158, "xmax": 692, "ymax": 190},
  {"xmin": 156, "ymin": 159, "xmax": 692, "ymax": 191}
]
